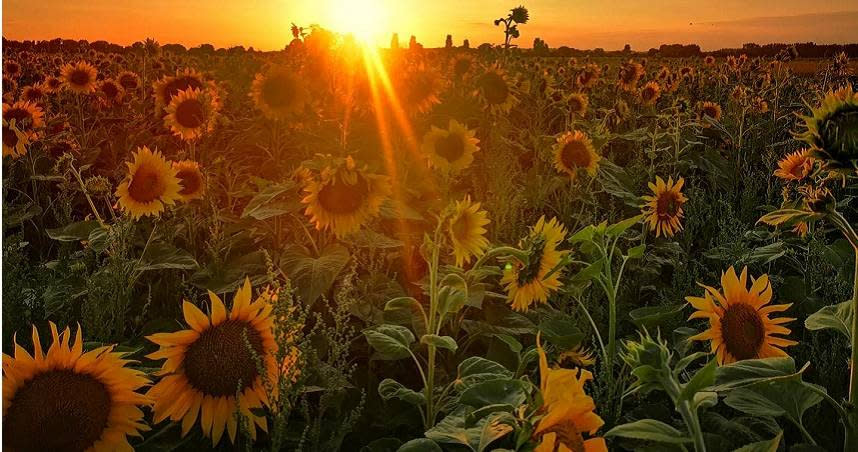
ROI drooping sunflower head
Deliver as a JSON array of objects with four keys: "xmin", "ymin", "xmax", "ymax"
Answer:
[
  {"xmin": 421, "ymin": 119, "xmax": 480, "ymax": 172},
  {"xmin": 173, "ymin": 160, "xmax": 205, "ymax": 202},
  {"xmin": 534, "ymin": 335, "xmax": 607, "ymax": 452},
  {"xmin": 502, "ymin": 216, "xmax": 568, "ymax": 311},
  {"xmin": 773, "ymin": 149, "xmax": 814, "ymax": 181},
  {"xmin": 617, "ymin": 61, "xmax": 644, "ymax": 91},
  {"xmin": 60, "ymin": 61, "xmax": 98, "ymax": 94},
  {"xmin": 115, "ymin": 146, "xmax": 182, "ymax": 219},
  {"xmin": 567, "ymin": 92, "xmax": 588, "ymax": 116},
  {"xmin": 552, "ymin": 130, "xmax": 600, "ymax": 181},
  {"xmin": 688, "ymin": 266, "xmax": 797, "ymax": 365},
  {"xmin": 640, "ymin": 81, "xmax": 661, "ymax": 105},
  {"xmin": 510, "ymin": 5, "xmax": 530, "ymax": 23},
  {"xmin": 447, "ymin": 196, "xmax": 490, "ymax": 267},
  {"xmin": 301, "ymin": 156, "xmax": 391, "ymax": 238},
  {"xmin": 250, "ymin": 67, "xmax": 309, "ymax": 121},
  {"xmin": 164, "ymin": 87, "xmax": 217, "ymax": 141},
  {"xmin": 697, "ymin": 101, "xmax": 722, "ymax": 126},
  {"xmin": 641, "ymin": 176, "xmax": 687, "ymax": 238},
  {"xmin": 798, "ymin": 86, "xmax": 858, "ymax": 172},
  {"xmin": 146, "ymin": 279, "xmax": 280, "ymax": 445},
  {"xmin": 3, "ymin": 323, "xmax": 150, "ymax": 451}
]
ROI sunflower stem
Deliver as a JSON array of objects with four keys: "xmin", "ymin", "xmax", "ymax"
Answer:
[{"xmin": 846, "ymin": 246, "xmax": 858, "ymax": 451}]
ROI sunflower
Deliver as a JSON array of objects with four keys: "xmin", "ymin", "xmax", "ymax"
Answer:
[
  {"xmin": 451, "ymin": 54, "xmax": 476, "ymax": 79},
  {"xmin": 115, "ymin": 146, "xmax": 182, "ymax": 219},
  {"xmin": 301, "ymin": 156, "xmax": 391, "ymax": 238},
  {"xmin": 447, "ymin": 197, "xmax": 490, "ymax": 267},
  {"xmin": 640, "ymin": 81, "xmax": 661, "ymax": 105},
  {"xmin": 173, "ymin": 160, "xmax": 206, "ymax": 202},
  {"xmin": 61, "ymin": 61, "xmax": 98, "ymax": 94},
  {"xmin": 533, "ymin": 335, "xmax": 607, "ymax": 452},
  {"xmin": 774, "ymin": 149, "xmax": 814, "ymax": 181},
  {"xmin": 567, "ymin": 93, "xmax": 588, "ymax": 116},
  {"xmin": 477, "ymin": 65, "xmax": 517, "ymax": 113},
  {"xmin": 502, "ymin": 216, "xmax": 567, "ymax": 311},
  {"xmin": 4, "ymin": 60, "xmax": 21, "ymax": 78},
  {"xmin": 2, "ymin": 119, "xmax": 31, "ymax": 159},
  {"xmin": 576, "ymin": 64, "xmax": 601, "ymax": 89},
  {"xmin": 164, "ymin": 88, "xmax": 217, "ymax": 141},
  {"xmin": 43, "ymin": 76, "xmax": 63, "ymax": 93},
  {"xmin": 250, "ymin": 67, "xmax": 309, "ymax": 121},
  {"xmin": 117, "ymin": 71, "xmax": 142, "ymax": 91},
  {"xmin": 697, "ymin": 101, "xmax": 722, "ymax": 126},
  {"xmin": 21, "ymin": 84, "xmax": 47, "ymax": 105},
  {"xmin": 3, "ymin": 100, "xmax": 45, "ymax": 131},
  {"xmin": 688, "ymin": 266, "xmax": 797, "ymax": 365},
  {"xmin": 617, "ymin": 61, "xmax": 644, "ymax": 91},
  {"xmin": 421, "ymin": 119, "xmax": 480, "ymax": 172},
  {"xmin": 97, "ymin": 79, "xmax": 125, "ymax": 106},
  {"xmin": 3, "ymin": 323, "xmax": 150, "ymax": 451},
  {"xmin": 641, "ymin": 176, "xmax": 687, "ymax": 238},
  {"xmin": 552, "ymin": 130, "xmax": 600, "ymax": 181},
  {"xmin": 146, "ymin": 279, "xmax": 279, "ymax": 445},
  {"xmin": 400, "ymin": 64, "xmax": 444, "ymax": 114},
  {"xmin": 153, "ymin": 68, "xmax": 211, "ymax": 112},
  {"xmin": 798, "ymin": 86, "xmax": 858, "ymax": 172},
  {"xmin": 704, "ymin": 55, "xmax": 716, "ymax": 66}
]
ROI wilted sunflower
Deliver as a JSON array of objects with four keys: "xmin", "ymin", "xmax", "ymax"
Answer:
[
  {"xmin": 400, "ymin": 64, "xmax": 444, "ymax": 114},
  {"xmin": 447, "ymin": 196, "xmax": 490, "ymax": 267},
  {"xmin": 60, "ymin": 61, "xmax": 98, "ymax": 94},
  {"xmin": 576, "ymin": 64, "xmax": 601, "ymax": 88},
  {"xmin": 567, "ymin": 92, "xmax": 588, "ymax": 116},
  {"xmin": 477, "ymin": 65, "xmax": 517, "ymax": 112},
  {"xmin": 798, "ymin": 85, "xmax": 858, "ymax": 172},
  {"xmin": 773, "ymin": 149, "xmax": 814, "ymax": 181},
  {"xmin": 533, "ymin": 335, "xmax": 607, "ymax": 452},
  {"xmin": 146, "ymin": 279, "xmax": 279, "ymax": 445},
  {"xmin": 640, "ymin": 81, "xmax": 661, "ymax": 105},
  {"xmin": 617, "ymin": 61, "xmax": 644, "ymax": 91},
  {"xmin": 421, "ymin": 119, "xmax": 480, "ymax": 172},
  {"xmin": 641, "ymin": 176, "xmax": 687, "ymax": 238},
  {"xmin": 688, "ymin": 266, "xmax": 797, "ymax": 365},
  {"xmin": 250, "ymin": 67, "xmax": 309, "ymax": 120},
  {"xmin": 164, "ymin": 88, "xmax": 217, "ymax": 141},
  {"xmin": 302, "ymin": 156, "xmax": 391, "ymax": 238},
  {"xmin": 552, "ymin": 130, "xmax": 600, "ymax": 181},
  {"xmin": 697, "ymin": 101, "xmax": 722, "ymax": 126},
  {"xmin": 117, "ymin": 70, "xmax": 142, "ymax": 91},
  {"xmin": 3, "ymin": 323, "xmax": 150, "ymax": 451},
  {"xmin": 173, "ymin": 160, "xmax": 205, "ymax": 201},
  {"xmin": 115, "ymin": 146, "xmax": 182, "ymax": 219},
  {"xmin": 502, "ymin": 216, "xmax": 567, "ymax": 311}
]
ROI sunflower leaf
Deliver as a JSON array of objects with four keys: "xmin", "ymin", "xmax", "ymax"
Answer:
[
  {"xmin": 605, "ymin": 419, "xmax": 692, "ymax": 444},
  {"xmin": 805, "ymin": 300, "xmax": 853, "ymax": 342}
]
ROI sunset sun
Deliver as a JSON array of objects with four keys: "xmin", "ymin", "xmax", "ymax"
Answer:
[{"xmin": 326, "ymin": 0, "xmax": 389, "ymax": 41}]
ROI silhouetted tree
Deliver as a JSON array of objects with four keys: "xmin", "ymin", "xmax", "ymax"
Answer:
[
  {"xmin": 462, "ymin": 39, "xmax": 470, "ymax": 49},
  {"xmin": 445, "ymin": 35, "xmax": 453, "ymax": 49},
  {"xmin": 390, "ymin": 33, "xmax": 399, "ymax": 49}
]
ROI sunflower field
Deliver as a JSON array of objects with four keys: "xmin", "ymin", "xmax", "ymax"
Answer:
[{"xmin": 3, "ymin": 14, "xmax": 858, "ymax": 452}]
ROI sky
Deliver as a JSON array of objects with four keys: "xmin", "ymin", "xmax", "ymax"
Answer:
[{"xmin": 3, "ymin": 0, "xmax": 858, "ymax": 51}]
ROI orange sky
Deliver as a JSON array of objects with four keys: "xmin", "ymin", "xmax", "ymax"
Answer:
[{"xmin": 3, "ymin": 1, "xmax": 858, "ymax": 51}]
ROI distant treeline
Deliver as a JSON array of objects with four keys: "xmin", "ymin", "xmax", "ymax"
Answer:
[{"xmin": 3, "ymin": 37, "xmax": 857, "ymax": 59}]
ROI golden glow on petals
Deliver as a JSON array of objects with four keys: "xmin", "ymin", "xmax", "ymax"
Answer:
[{"xmin": 641, "ymin": 176, "xmax": 687, "ymax": 238}]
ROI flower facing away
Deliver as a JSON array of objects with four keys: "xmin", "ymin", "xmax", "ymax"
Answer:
[
  {"xmin": 553, "ymin": 130, "xmax": 600, "ymax": 181},
  {"xmin": 164, "ymin": 87, "xmax": 218, "ymax": 141},
  {"xmin": 115, "ymin": 146, "xmax": 182, "ymax": 219},
  {"xmin": 773, "ymin": 149, "xmax": 814, "ymax": 181},
  {"xmin": 173, "ymin": 160, "xmax": 205, "ymax": 202},
  {"xmin": 533, "ymin": 335, "xmax": 607, "ymax": 452},
  {"xmin": 502, "ymin": 216, "xmax": 568, "ymax": 311},
  {"xmin": 2, "ymin": 323, "xmax": 150, "ymax": 451},
  {"xmin": 447, "ymin": 196, "xmax": 490, "ymax": 267},
  {"xmin": 617, "ymin": 61, "xmax": 644, "ymax": 91},
  {"xmin": 301, "ymin": 156, "xmax": 391, "ymax": 238},
  {"xmin": 687, "ymin": 266, "xmax": 797, "ymax": 365},
  {"xmin": 250, "ymin": 67, "xmax": 309, "ymax": 120},
  {"xmin": 146, "ymin": 279, "xmax": 279, "ymax": 445},
  {"xmin": 798, "ymin": 86, "xmax": 858, "ymax": 172},
  {"xmin": 61, "ymin": 61, "xmax": 98, "ymax": 94},
  {"xmin": 641, "ymin": 176, "xmax": 687, "ymax": 238},
  {"xmin": 640, "ymin": 81, "xmax": 661, "ymax": 105},
  {"xmin": 421, "ymin": 119, "xmax": 480, "ymax": 172}
]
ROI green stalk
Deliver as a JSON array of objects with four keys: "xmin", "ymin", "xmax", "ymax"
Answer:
[
  {"xmin": 846, "ymin": 247, "xmax": 858, "ymax": 451},
  {"xmin": 423, "ymin": 220, "xmax": 444, "ymax": 430}
]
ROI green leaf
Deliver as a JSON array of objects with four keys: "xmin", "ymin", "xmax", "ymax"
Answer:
[
  {"xmin": 421, "ymin": 334, "xmax": 458, "ymax": 351},
  {"xmin": 627, "ymin": 243, "xmax": 646, "ymax": 259},
  {"xmin": 724, "ymin": 380, "xmax": 823, "ymax": 427},
  {"xmin": 361, "ymin": 437, "xmax": 402, "ymax": 452},
  {"xmin": 805, "ymin": 300, "xmax": 852, "ymax": 342},
  {"xmin": 568, "ymin": 225, "xmax": 596, "ymax": 243},
  {"xmin": 87, "ymin": 226, "xmax": 110, "ymax": 252},
  {"xmin": 437, "ymin": 286, "xmax": 467, "ymax": 316},
  {"xmin": 538, "ymin": 316, "xmax": 585, "ymax": 348},
  {"xmin": 629, "ymin": 304, "xmax": 684, "ymax": 329},
  {"xmin": 733, "ymin": 431, "xmax": 783, "ymax": 452},
  {"xmin": 711, "ymin": 357, "xmax": 803, "ymax": 392},
  {"xmin": 137, "ymin": 242, "xmax": 198, "ymax": 271},
  {"xmin": 280, "ymin": 244, "xmax": 350, "ymax": 305},
  {"xmin": 396, "ymin": 439, "xmax": 441, "ymax": 452},
  {"xmin": 364, "ymin": 324, "xmax": 415, "ymax": 360},
  {"xmin": 240, "ymin": 181, "xmax": 299, "ymax": 220},
  {"xmin": 385, "ymin": 297, "xmax": 420, "ymax": 311},
  {"xmin": 378, "ymin": 378, "xmax": 425, "ymax": 405},
  {"xmin": 425, "ymin": 408, "xmax": 514, "ymax": 452},
  {"xmin": 605, "ymin": 419, "xmax": 691, "ymax": 444},
  {"xmin": 343, "ymin": 229, "xmax": 404, "ymax": 249},
  {"xmin": 457, "ymin": 357, "xmax": 513, "ymax": 387},
  {"xmin": 757, "ymin": 208, "xmax": 816, "ymax": 227},
  {"xmin": 606, "ymin": 214, "xmax": 643, "ymax": 237},
  {"xmin": 679, "ymin": 359, "xmax": 718, "ymax": 402},
  {"xmin": 459, "ymin": 379, "xmax": 527, "ymax": 409},
  {"xmin": 570, "ymin": 258, "xmax": 603, "ymax": 284},
  {"xmin": 46, "ymin": 220, "xmax": 101, "ymax": 241}
]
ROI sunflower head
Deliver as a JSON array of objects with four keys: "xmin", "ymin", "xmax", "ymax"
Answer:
[
  {"xmin": 21, "ymin": 84, "xmax": 47, "ymax": 104},
  {"xmin": 97, "ymin": 79, "xmax": 125, "ymax": 105},
  {"xmin": 164, "ymin": 87, "xmax": 218, "ymax": 141},
  {"xmin": 798, "ymin": 86, "xmax": 858, "ymax": 172},
  {"xmin": 552, "ymin": 130, "xmax": 600, "ymax": 181},
  {"xmin": 3, "ymin": 100, "xmax": 44, "ymax": 131},
  {"xmin": 153, "ymin": 68, "xmax": 209, "ymax": 112},
  {"xmin": 146, "ymin": 279, "xmax": 280, "ymax": 445},
  {"xmin": 3, "ymin": 323, "xmax": 150, "ymax": 451},
  {"xmin": 2, "ymin": 118, "xmax": 31, "ymax": 159},
  {"xmin": 447, "ymin": 196, "xmax": 490, "ymax": 267},
  {"xmin": 173, "ymin": 160, "xmax": 206, "ymax": 202},
  {"xmin": 452, "ymin": 54, "xmax": 475, "ymax": 79},
  {"xmin": 502, "ymin": 216, "xmax": 568, "ymax": 311},
  {"xmin": 641, "ymin": 176, "xmax": 687, "ymax": 238},
  {"xmin": 250, "ymin": 67, "xmax": 309, "ymax": 120},
  {"xmin": 43, "ymin": 76, "xmax": 63, "ymax": 92},
  {"xmin": 774, "ymin": 149, "xmax": 814, "ymax": 181},
  {"xmin": 510, "ymin": 5, "xmax": 529, "ymax": 23},
  {"xmin": 117, "ymin": 70, "xmax": 142, "ymax": 91},
  {"xmin": 567, "ymin": 93, "xmax": 588, "ymax": 116},
  {"xmin": 400, "ymin": 64, "xmax": 444, "ymax": 114},
  {"xmin": 4, "ymin": 60, "xmax": 21, "ymax": 78},
  {"xmin": 688, "ymin": 266, "xmax": 797, "ymax": 365},
  {"xmin": 640, "ymin": 81, "xmax": 661, "ymax": 105},
  {"xmin": 115, "ymin": 146, "xmax": 182, "ymax": 219},
  {"xmin": 698, "ymin": 101, "xmax": 722, "ymax": 126},
  {"xmin": 617, "ymin": 61, "xmax": 644, "ymax": 91},
  {"xmin": 60, "ymin": 61, "xmax": 98, "ymax": 94},
  {"xmin": 477, "ymin": 66, "xmax": 517, "ymax": 112},
  {"xmin": 704, "ymin": 55, "xmax": 716, "ymax": 66},
  {"xmin": 422, "ymin": 119, "xmax": 480, "ymax": 172}
]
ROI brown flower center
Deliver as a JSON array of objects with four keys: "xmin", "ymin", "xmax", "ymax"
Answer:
[
  {"xmin": 4, "ymin": 107, "xmax": 33, "ymax": 129},
  {"xmin": 176, "ymin": 168, "xmax": 202, "ymax": 196},
  {"xmin": 450, "ymin": 211, "xmax": 473, "ymax": 242},
  {"xmin": 69, "ymin": 69, "xmax": 91, "ymax": 87},
  {"xmin": 118, "ymin": 74, "xmax": 139, "ymax": 90},
  {"xmin": 317, "ymin": 173, "xmax": 369, "ymax": 215},
  {"xmin": 183, "ymin": 319, "xmax": 265, "ymax": 397},
  {"xmin": 3, "ymin": 370, "xmax": 112, "ymax": 452},
  {"xmin": 435, "ymin": 132, "xmax": 466, "ymax": 163},
  {"xmin": 656, "ymin": 191, "xmax": 682, "ymax": 217},
  {"xmin": 454, "ymin": 58, "xmax": 472, "ymax": 77},
  {"xmin": 101, "ymin": 82, "xmax": 120, "ymax": 99},
  {"xmin": 174, "ymin": 98, "xmax": 205, "ymax": 128},
  {"xmin": 480, "ymin": 72, "xmax": 509, "ymax": 105},
  {"xmin": 560, "ymin": 139, "xmax": 592, "ymax": 170},
  {"xmin": 165, "ymin": 76, "xmax": 204, "ymax": 102},
  {"xmin": 261, "ymin": 74, "xmax": 297, "ymax": 109},
  {"xmin": 3, "ymin": 125, "xmax": 19, "ymax": 148},
  {"xmin": 721, "ymin": 302, "xmax": 766, "ymax": 360},
  {"xmin": 128, "ymin": 164, "xmax": 166, "ymax": 203}
]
